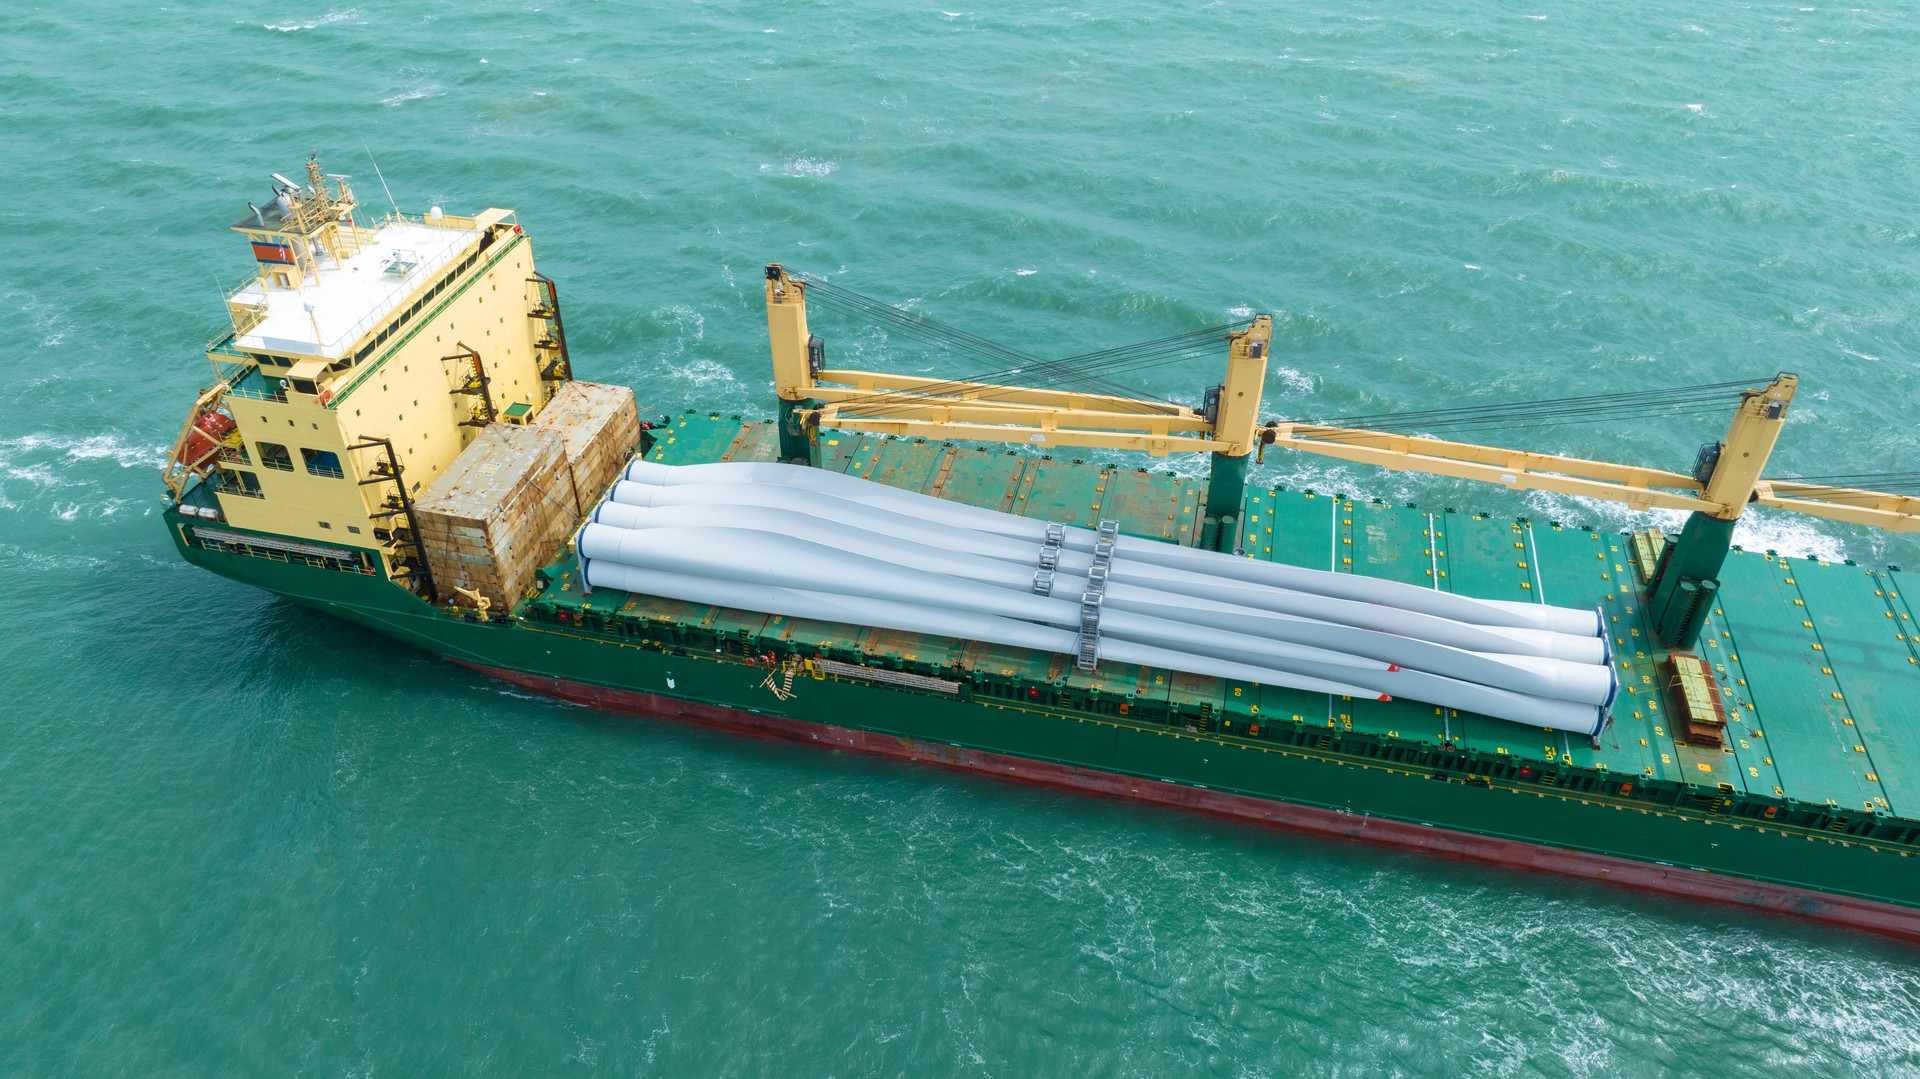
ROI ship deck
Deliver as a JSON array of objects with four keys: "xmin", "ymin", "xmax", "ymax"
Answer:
[
  {"xmin": 230, "ymin": 217, "xmax": 480, "ymax": 358},
  {"xmin": 532, "ymin": 412, "xmax": 1920, "ymax": 819}
]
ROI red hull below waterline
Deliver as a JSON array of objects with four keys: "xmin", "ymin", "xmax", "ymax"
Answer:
[{"xmin": 460, "ymin": 662, "xmax": 1920, "ymax": 949}]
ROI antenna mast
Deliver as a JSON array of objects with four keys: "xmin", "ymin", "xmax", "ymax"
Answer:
[{"xmin": 362, "ymin": 141, "xmax": 401, "ymax": 218}]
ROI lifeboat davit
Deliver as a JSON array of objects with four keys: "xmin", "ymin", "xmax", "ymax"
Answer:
[{"xmin": 180, "ymin": 411, "xmax": 237, "ymax": 468}]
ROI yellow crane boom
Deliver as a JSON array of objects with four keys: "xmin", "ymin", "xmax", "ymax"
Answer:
[
  {"xmin": 762, "ymin": 268, "xmax": 1916, "ymax": 645},
  {"xmin": 1264, "ymin": 375, "xmax": 1918, "ymax": 535},
  {"xmin": 1754, "ymin": 481, "xmax": 1920, "ymax": 532},
  {"xmin": 764, "ymin": 263, "xmax": 1268, "ymax": 458}
]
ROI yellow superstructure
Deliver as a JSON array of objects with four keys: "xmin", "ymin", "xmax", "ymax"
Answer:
[{"xmin": 165, "ymin": 157, "xmax": 572, "ymax": 592}]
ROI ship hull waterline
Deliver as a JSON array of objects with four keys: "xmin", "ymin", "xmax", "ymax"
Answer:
[
  {"xmin": 173, "ymin": 522, "xmax": 1920, "ymax": 949},
  {"xmin": 465, "ymin": 661, "xmax": 1920, "ymax": 948}
]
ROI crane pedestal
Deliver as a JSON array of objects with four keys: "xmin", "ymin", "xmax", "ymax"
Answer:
[
  {"xmin": 1647, "ymin": 512, "xmax": 1736, "ymax": 649},
  {"xmin": 1204, "ymin": 451, "xmax": 1249, "ymax": 553}
]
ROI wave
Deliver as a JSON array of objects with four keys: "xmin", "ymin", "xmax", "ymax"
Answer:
[
  {"xmin": 0, "ymin": 432, "xmax": 167, "ymax": 471},
  {"xmin": 0, "ymin": 432, "xmax": 167, "ymax": 520},
  {"xmin": 261, "ymin": 8, "xmax": 360, "ymax": 32},
  {"xmin": 260, "ymin": 8, "xmax": 362, "ymax": 32},
  {"xmin": 780, "ymin": 158, "xmax": 837, "ymax": 179},
  {"xmin": 1254, "ymin": 455, "xmax": 1857, "ymax": 567},
  {"xmin": 381, "ymin": 84, "xmax": 445, "ymax": 108}
]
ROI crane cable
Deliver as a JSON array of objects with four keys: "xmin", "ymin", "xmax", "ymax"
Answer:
[
  {"xmin": 794, "ymin": 273, "xmax": 1251, "ymax": 417},
  {"xmin": 819, "ymin": 325, "xmax": 1238, "ymax": 420},
  {"xmin": 1769, "ymin": 471, "xmax": 1920, "ymax": 501},
  {"xmin": 1306, "ymin": 378, "xmax": 1772, "ymax": 433},
  {"xmin": 798, "ymin": 284, "xmax": 1205, "ymax": 411},
  {"xmin": 786, "ymin": 276, "xmax": 1816, "ymax": 461}
]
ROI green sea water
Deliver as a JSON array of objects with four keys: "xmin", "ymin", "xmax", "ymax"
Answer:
[{"xmin": 6, "ymin": 1, "xmax": 1920, "ymax": 1074}]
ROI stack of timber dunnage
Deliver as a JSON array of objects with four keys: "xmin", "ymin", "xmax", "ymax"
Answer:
[
  {"xmin": 532, "ymin": 380, "xmax": 639, "ymax": 514},
  {"xmin": 415, "ymin": 424, "xmax": 575, "ymax": 610}
]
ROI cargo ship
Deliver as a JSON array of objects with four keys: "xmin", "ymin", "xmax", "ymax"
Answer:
[{"xmin": 164, "ymin": 160, "xmax": 1920, "ymax": 943}]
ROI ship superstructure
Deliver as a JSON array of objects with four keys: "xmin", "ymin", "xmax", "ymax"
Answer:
[
  {"xmin": 164, "ymin": 162, "xmax": 1920, "ymax": 945},
  {"xmin": 165, "ymin": 157, "xmax": 574, "ymax": 596}
]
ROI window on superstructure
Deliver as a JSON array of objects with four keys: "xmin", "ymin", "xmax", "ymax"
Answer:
[
  {"xmin": 301, "ymin": 448, "xmax": 344, "ymax": 479},
  {"xmin": 257, "ymin": 442, "xmax": 294, "ymax": 471},
  {"xmin": 217, "ymin": 470, "xmax": 264, "ymax": 498}
]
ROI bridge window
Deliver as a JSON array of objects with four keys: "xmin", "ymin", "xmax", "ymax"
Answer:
[
  {"xmin": 217, "ymin": 470, "xmax": 263, "ymax": 498},
  {"xmin": 257, "ymin": 442, "xmax": 294, "ymax": 471},
  {"xmin": 301, "ymin": 448, "xmax": 344, "ymax": 478}
]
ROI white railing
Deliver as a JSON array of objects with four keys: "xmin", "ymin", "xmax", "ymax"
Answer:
[{"xmin": 300, "ymin": 228, "xmax": 477, "ymax": 357}]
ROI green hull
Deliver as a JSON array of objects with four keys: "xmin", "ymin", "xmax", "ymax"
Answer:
[{"xmin": 166, "ymin": 507, "xmax": 1920, "ymax": 943}]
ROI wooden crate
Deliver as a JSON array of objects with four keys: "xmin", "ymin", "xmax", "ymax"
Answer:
[
  {"xmin": 533, "ymin": 380, "xmax": 639, "ymax": 514},
  {"xmin": 416, "ymin": 424, "xmax": 576, "ymax": 609},
  {"xmin": 1662, "ymin": 652, "xmax": 1731, "ymax": 748}
]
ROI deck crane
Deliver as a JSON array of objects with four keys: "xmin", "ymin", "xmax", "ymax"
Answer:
[
  {"xmin": 1260, "ymin": 375, "xmax": 1920, "ymax": 649},
  {"xmin": 762, "ymin": 265, "xmax": 1920, "ymax": 649},
  {"xmin": 764, "ymin": 265, "xmax": 1273, "ymax": 551}
]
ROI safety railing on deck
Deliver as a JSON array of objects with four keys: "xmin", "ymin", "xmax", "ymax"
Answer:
[
  {"xmin": 222, "ymin": 364, "xmax": 288, "ymax": 403},
  {"xmin": 329, "ymin": 232, "xmax": 528, "ymax": 408},
  {"xmin": 198, "ymin": 221, "xmax": 522, "ymax": 413},
  {"xmin": 228, "ymin": 299, "xmax": 269, "ymax": 339},
  {"xmin": 206, "ymin": 212, "xmax": 495, "ymax": 362},
  {"xmin": 210, "ymin": 474, "xmax": 265, "ymax": 499},
  {"xmin": 372, "ymin": 209, "xmax": 487, "ymax": 232},
  {"xmin": 316, "ymin": 229, "xmax": 478, "ymax": 357}
]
